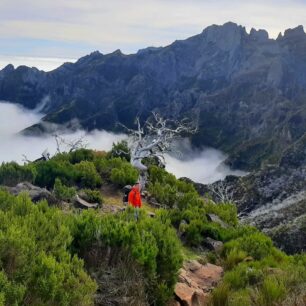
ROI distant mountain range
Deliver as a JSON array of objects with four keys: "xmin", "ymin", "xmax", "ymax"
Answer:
[{"xmin": 1, "ymin": 22, "xmax": 306, "ymax": 171}]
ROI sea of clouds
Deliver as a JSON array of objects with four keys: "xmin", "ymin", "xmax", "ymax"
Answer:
[
  {"xmin": 0, "ymin": 101, "xmax": 244, "ymax": 184},
  {"xmin": 0, "ymin": 101, "xmax": 125, "ymax": 162}
]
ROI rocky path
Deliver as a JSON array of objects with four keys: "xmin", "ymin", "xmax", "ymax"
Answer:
[{"xmin": 170, "ymin": 260, "xmax": 223, "ymax": 306}]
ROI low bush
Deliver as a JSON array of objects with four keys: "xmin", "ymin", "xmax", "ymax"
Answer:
[
  {"xmin": 110, "ymin": 163, "xmax": 139, "ymax": 187},
  {"xmin": 34, "ymin": 160, "xmax": 76, "ymax": 188},
  {"xmin": 72, "ymin": 208, "xmax": 183, "ymax": 305},
  {"xmin": 0, "ymin": 190, "xmax": 97, "ymax": 305},
  {"xmin": 210, "ymin": 283, "xmax": 230, "ymax": 306},
  {"xmin": 108, "ymin": 140, "xmax": 131, "ymax": 161},
  {"xmin": 68, "ymin": 148, "xmax": 95, "ymax": 164},
  {"xmin": 224, "ymin": 248, "xmax": 248, "ymax": 270},
  {"xmin": 224, "ymin": 232, "xmax": 273, "ymax": 260},
  {"xmin": 74, "ymin": 161, "xmax": 102, "ymax": 188},
  {"xmin": 53, "ymin": 178, "xmax": 76, "ymax": 201},
  {"xmin": 256, "ymin": 276, "xmax": 287, "ymax": 306},
  {"xmin": 0, "ymin": 162, "xmax": 36, "ymax": 186},
  {"xmin": 228, "ymin": 290, "xmax": 251, "ymax": 306},
  {"xmin": 81, "ymin": 189, "xmax": 103, "ymax": 205}
]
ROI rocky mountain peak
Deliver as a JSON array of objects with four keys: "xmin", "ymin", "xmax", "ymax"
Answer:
[
  {"xmin": 283, "ymin": 25, "xmax": 305, "ymax": 39},
  {"xmin": 201, "ymin": 22, "xmax": 246, "ymax": 51},
  {"xmin": 249, "ymin": 28, "xmax": 269, "ymax": 42},
  {"xmin": 75, "ymin": 50, "xmax": 103, "ymax": 66},
  {"xmin": 2, "ymin": 64, "xmax": 15, "ymax": 72},
  {"xmin": 110, "ymin": 49, "xmax": 123, "ymax": 56}
]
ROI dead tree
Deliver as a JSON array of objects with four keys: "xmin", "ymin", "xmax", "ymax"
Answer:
[
  {"xmin": 22, "ymin": 134, "xmax": 87, "ymax": 165},
  {"xmin": 207, "ymin": 180, "xmax": 234, "ymax": 203},
  {"xmin": 122, "ymin": 113, "xmax": 196, "ymax": 190},
  {"xmin": 22, "ymin": 149, "xmax": 51, "ymax": 164},
  {"xmin": 54, "ymin": 134, "xmax": 88, "ymax": 154}
]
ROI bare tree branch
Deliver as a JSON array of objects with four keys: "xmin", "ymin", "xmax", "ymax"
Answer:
[
  {"xmin": 122, "ymin": 113, "xmax": 197, "ymax": 190},
  {"xmin": 207, "ymin": 180, "xmax": 234, "ymax": 203},
  {"xmin": 53, "ymin": 133, "xmax": 88, "ymax": 153}
]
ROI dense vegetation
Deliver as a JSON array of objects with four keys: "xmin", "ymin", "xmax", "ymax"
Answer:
[
  {"xmin": 0, "ymin": 147, "xmax": 305, "ymax": 305},
  {"xmin": 0, "ymin": 190, "xmax": 97, "ymax": 305}
]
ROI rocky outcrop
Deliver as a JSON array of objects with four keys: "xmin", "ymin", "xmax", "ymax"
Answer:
[
  {"xmin": 203, "ymin": 238, "xmax": 224, "ymax": 253},
  {"xmin": 206, "ymin": 214, "xmax": 229, "ymax": 229},
  {"xmin": 172, "ymin": 260, "xmax": 223, "ymax": 306},
  {"xmin": 5, "ymin": 182, "xmax": 57, "ymax": 204}
]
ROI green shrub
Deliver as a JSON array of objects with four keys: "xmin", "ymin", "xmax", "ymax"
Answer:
[
  {"xmin": 224, "ymin": 264, "xmax": 263, "ymax": 290},
  {"xmin": 68, "ymin": 149, "xmax": 95, "ymax": 164},
  {"xmin": 177, "ymin": 191, "xmax": 203, "ymax": 210},
  {"xmin": 34, "ymin": 160, "xmax": 76, "ymax": 188},
  {"xmin": 94, "ymin": 157, "xmax": 122, "ymax": 178},
  {"xmin": 210, "ymin": 283, "xmax": 230, "ymax": 306},
  {"xmin": 224, "ymin": 232, "xmax": 273, "ymax": 260},
  {"xmin": 229, "ymin": 290, "xmax": 251, "ymax": 306},
  {"xmin": 72, "ymin": 209, "xmax": 183, "ymax": 305},
  {"xmin": 0, "ymin": 190, "xmax": 97, "ymax": 305},
  {"xmin": 53, "ymin": 178, "xmax": 76, "ymax": 201},
  {"xmin": 185, "ymin": 219, "xmax": 205, "ymax": 246},
  {"xmin": 0, "ymin": 162, "xmax": 36, "ymax": 186},
  {"xmin": 108, "ymin": 140, "xmax": 130, "ymax": 161},
  {"xmin": 110, "ymin": 163, "xmax": 139, "ymax": 187},
  {"xmin": 149, "ymin": 182, "xmax": 178, "ymax": 207},
  {"xmin": 224, "ymin": 248, "xmax": 247, "ymax": 270},
  {"xmin": 256, "ymin": 276, "xmax": 287, "ymax": 306},
  {"xmin": 74, "ymin": 161, "xmax": 102, "ymax": 188},
  {"xmin": 204, "ymin": 202, "xmax": 238, "ymax": 226},
  {"xmin": 81, "ymin": 189, "xmax": 103, "ymax": 205},
  {"xmin": 94, "ymin": 157, "xmax": 138, "ymax": 187},
  {"xmin": 0, "ymin": 270, "xmax": 25, "ymax": 305},
  {"xmin": 207, "ymin": 252, "xmax": 218, "ymax": 265}
]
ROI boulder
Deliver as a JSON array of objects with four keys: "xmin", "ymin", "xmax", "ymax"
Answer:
[
  {"xmin": 203, "ymin": 237, "xmax": 224, "ymax": 253},
  {"xmin": 206, "ymin": 214, "xmax": 229, "ymax": 228},
  {"xmin": 6, "ymin": 182, "xmax": 57, "ymax": 205},
  {"xmin": 173, "ymin": 260, "xmax": 223, "ymax": 306}
]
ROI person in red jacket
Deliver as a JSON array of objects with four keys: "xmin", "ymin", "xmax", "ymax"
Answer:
[{"xmin": 128, "ymin": 183, "xmax": 142, "ymax": 220}]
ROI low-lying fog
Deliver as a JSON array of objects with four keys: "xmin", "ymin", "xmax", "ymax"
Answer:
[{"xmin": 0, "ymin": 102, "xmax": 244, "ymax": 184}]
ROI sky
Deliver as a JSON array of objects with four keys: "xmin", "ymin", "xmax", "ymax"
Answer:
[{"xmin": 0, "ymin": 0, "xmax": 306, "ymax": 69}]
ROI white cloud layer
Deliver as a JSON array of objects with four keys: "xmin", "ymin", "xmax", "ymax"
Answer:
[
  {"xmin": 0, "ymin": 0, "xmax": 305, "ymax": 57},
  {"xmin": 0, "ymin": 102, "xmax": 244, "ymax": 184},
  {"xmin": 166, "ymin": 149, "xmax": 245, "ymax": 184},
  {"xmin": 0, "ymin": 102, "xmax": 126, "ymax": 163}
]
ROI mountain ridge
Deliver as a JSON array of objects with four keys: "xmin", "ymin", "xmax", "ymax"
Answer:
[{"xmin": 1, "ymin": 22, "xmax": 306, "ymax": 170}]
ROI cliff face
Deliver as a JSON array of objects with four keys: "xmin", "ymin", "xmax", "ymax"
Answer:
[{"xmin": 1, "ymin": 22, "xmax": 306, "ymax": 170}]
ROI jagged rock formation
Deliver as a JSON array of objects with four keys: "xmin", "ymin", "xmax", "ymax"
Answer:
[{"xmin": 1, "ymin": 22, "xmax": 306, "ymax": 170}]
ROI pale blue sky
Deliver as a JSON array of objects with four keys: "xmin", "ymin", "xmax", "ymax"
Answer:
[{"xmin": 1, "ymin": 0, "xmax": 306, "ymax": 59}]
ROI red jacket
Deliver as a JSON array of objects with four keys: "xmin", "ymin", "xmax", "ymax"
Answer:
[{"xmin": 128, "ymin": 185, "xmax": 142, "ymax": 208}]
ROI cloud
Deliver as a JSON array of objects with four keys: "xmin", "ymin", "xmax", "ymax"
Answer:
[
  {"xmin": 0, "ymin": 102, "xmax": 244, "ymax": 184},
  {"xmin": 0, "ymin": 102, "xmax": 125, "ymax": 163},
  {"xmin": 0, "ymin": 0, "xmax": 305, "ymax": 57},
  {"xmin": 165, "ymin": 139, "xmax": 246, "ymax": 184}
]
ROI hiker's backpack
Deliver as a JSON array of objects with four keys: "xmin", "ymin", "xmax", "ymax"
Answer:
[{"xmin": 122, "ymin": 185, "xmax": 132, "ymax": 203}]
